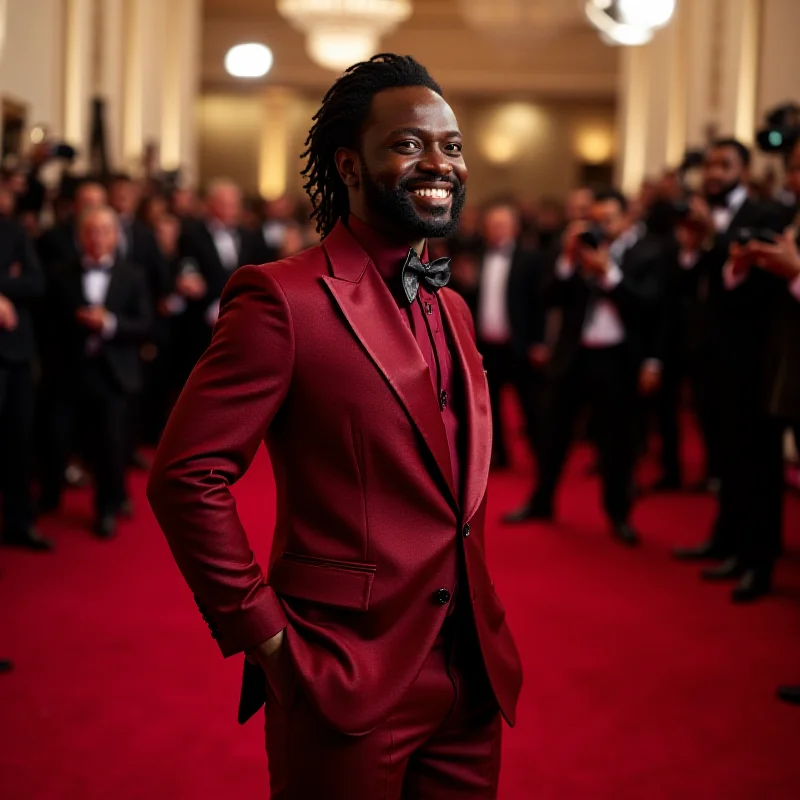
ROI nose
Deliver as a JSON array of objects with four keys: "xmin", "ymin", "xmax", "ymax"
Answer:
[{"xmin": 418, "ymin": 147, "xmax": 453, "ymax": 178}]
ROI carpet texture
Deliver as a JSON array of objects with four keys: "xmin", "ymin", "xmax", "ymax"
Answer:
[{"xmin": 1, "ymin": 417, "xmax": 799, "ymax": 799}]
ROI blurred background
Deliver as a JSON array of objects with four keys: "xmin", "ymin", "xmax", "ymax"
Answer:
[{"xmin": 1, "ymin": 1, "xmax": 800, "ymax": 798}]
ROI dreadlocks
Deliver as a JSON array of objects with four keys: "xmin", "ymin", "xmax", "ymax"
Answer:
[{"xmin": 301, "ymin": 54, "xmax": 443, "ymax": 239}]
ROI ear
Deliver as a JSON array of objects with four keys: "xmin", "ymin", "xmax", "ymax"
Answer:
[{"xmin": 334, "ymin": 147, "xmax": 360, "ymax": 189}]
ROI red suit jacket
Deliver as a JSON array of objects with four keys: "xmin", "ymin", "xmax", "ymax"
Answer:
[{"xmin": 147, "ymin": 221, "xmax": 523, "ymax": 735}]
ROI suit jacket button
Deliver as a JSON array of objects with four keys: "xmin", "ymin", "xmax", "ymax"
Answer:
[
  {"xmin": 462, "ymin": 523, "xmax": 470, "ymax": 537},
  {"xmin": 434, "ymin": 588, "xmax": 451, "ymax": 605}
]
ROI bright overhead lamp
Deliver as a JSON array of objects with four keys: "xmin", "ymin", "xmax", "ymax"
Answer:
[
  {"xmin": 617, "ymin": 0, "xmax": 676, "ymax": 30},
  {"xmin": 224, "ymin": 43, "xmax": 274, "ymax": 78}
]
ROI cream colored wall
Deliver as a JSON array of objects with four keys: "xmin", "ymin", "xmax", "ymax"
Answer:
[
  {"xmin": 197, "ymin": 92, "xmax": 616, "ymax": 202},
  {"xmin": 0, "ymin": 0, "xmax": 65, "ymax": 133},
  {"xmin": 197, "ymin": 95, "xmax": 263, "ymax": 193}
]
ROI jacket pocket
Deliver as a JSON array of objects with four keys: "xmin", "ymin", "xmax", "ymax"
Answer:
[{"xmin": 269, "ymin": 552, "xmax": 377, "ymax": 611}]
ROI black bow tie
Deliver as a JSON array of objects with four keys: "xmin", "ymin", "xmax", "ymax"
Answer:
[{"xmin": 401, "ymin": 248, "xmax": 451, "ymax": 304}]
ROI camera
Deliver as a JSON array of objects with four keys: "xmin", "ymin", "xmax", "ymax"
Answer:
[
  {"xmin": 755, "ymin": 103, "xmax": 800, "ymax": 155},
  {"xmin": 578, "ymin": 225, "xmax": 607, "ymax": 249},
  {"xmin": 671, "ymin": 200, "xmax": 691, "ymax": 219},
  {"xmin": 733, "ymin": 227, "xmax": 779, "ymax": 246}
]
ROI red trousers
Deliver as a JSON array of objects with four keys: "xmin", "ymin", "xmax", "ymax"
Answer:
[{"xmin": 264, "ymin": 611, "xmax": 502, "ymax": 799}]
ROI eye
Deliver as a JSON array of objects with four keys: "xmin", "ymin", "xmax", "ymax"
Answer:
[
  {"xmin": 395, "ymin": 140, "xmax": 421, "ymax": 152},
  {"xmin": 444, "ymin": 142, "xmax": 463, "ymax": 154}
]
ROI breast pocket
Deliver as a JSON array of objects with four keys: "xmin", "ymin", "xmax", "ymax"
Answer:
[{"xmin": 269, "ymin": 553, "xmax": 377, "ymax": 611}]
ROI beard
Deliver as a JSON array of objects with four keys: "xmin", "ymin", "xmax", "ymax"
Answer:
[
  {"xmin": 359, "ymin": 163, "xmax": 466, "ymax": 240},
  {"xmin": 705, "ymin": 178, "xmax": 740, "ymax": 206}
]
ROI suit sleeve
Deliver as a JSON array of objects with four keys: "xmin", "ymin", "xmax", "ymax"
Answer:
[
  {"xmin": 147, "ymin": 264, "xmax": 293, "ymax": 657},
  {"xmin": 111, "ymin": 269, "xmax": 154, "ymax": 343},
  {"xmin": 606, "ymin": 246, "xmax": 663, "ymax": 321},
  {"xmin": 0, "ymin": 233, "xmax": 45, "ymax": 302}
]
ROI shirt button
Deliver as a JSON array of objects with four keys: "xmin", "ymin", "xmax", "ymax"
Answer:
[
  {"xmin": 439, "ymin": 390, "xmax": 448, "ymax": 410},
  {"xmin": 433, "ymin": 588, "xmax": 451, "ymax": 605},
  {"xmin": 463, "ymin": 523, "xmax": 470, "ymax": 537}
]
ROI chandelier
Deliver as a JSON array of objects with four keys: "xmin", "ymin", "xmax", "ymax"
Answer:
[
  {"xmin": 584, "ymin": 0, "xmax": 677, "ymax": 46},
  {"xmin": 277, "ymin": 0, "xmax": 412, "ymax": 72}
]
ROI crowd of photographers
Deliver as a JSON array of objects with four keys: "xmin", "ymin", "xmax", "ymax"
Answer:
[
  {"xmin": 0, "ymin": 134, "xmax": 799, "ymax": 697},
  {"xmin": 445, "ymin": 136, "xmax": 800, "ymax": 613}
]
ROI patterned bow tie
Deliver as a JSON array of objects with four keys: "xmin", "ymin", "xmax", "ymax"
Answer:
[{"xmin": 401, "ymin": 248, "xmax": 451, "ymax": 304}]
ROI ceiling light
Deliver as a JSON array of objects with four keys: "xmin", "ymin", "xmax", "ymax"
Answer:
[
  {"xmin": 584, "ymin": 0, "xmax": 665, "ymax": 46},
  {"xmin": 277, "ymin": 0, "xmax": 412, "ymax": 71},
  {"xmin": 224, "ymin": 43, "xmax": 274, "ymax": 79},
  {"xmin": 617, "ymin": 0, "xmax": 676, "ymax": 30}
]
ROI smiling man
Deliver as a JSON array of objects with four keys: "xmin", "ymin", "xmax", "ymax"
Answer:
[{"xmin": 147, "ymin": 55, "xmax": 522, "ymax": 799}]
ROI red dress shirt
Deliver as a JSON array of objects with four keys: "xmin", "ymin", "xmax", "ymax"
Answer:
[{"xmin": 347, "ymin": 215, "xmax": 463, "ymax": 497}]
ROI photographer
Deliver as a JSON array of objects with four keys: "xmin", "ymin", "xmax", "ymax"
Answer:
[
  {"xmin": 673, "ymin": 140, "xmax": 784, "ymax": 571},
  {"xmin": 504, "ymin": 189, "xmax": 665, "ymax": 546}
]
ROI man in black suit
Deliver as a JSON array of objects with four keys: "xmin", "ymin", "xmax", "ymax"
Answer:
[
  {"xmin": 471, "ymin": 202, "xmax": 547, "ymax": 468},
  {"xmin": 0, "ymin": 198, "xmax": 53, "ymax": 551},
  {"xmin": 672, "ymin": 140, "xmax": 785, "ymax": 584},
  {"xmin": 35, "ymin": 182, "xmax": 108, "ymax": 502},
  {"xmin": 505, "ymin": 189, "xmax": 665, "ymax": 546},
  {"xmin": 108, "ymin": 174, "xmax": 171, "ymax": 464},
  {"xmin": 176, "ymin": 178, "xmax": 259, "ymax": 376},
  {"xmin": 108, "ymin": 174, "xmax": 171, "ymax": 310},
  {"xmin": 43, "ymin": 207, "xmax": 152, "ymax": 538},
  {"xmin": 36, "ymin": 181, "xmax": 107, "ymax": 269}
]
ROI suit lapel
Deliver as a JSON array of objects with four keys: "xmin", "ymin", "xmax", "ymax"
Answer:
[
  {"xmin": 104, "ymin": 262, "xmax": 124, "ymax": 312},
  {"xmin": 322, "ymin": 223, "xmax": 458, "ymax": 509},
  {"xmin": 439, "ymin": 290, "xmax": 492, "ymax": 522},
  {"xmin": 69, "ymin": 262, "xmax": 88, "ymax": 307}
]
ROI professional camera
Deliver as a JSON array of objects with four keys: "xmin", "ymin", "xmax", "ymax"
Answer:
[
  {"xmin": 578, "ymin": 225, "xmax": 607, "ymax": 249},
  {"xmin": 733, "ymin": 227, "xmax": 780, "ymax": 246},
  {"xmin": 755, "ymin": 103, "xmax": 800, "ymax": 155}
]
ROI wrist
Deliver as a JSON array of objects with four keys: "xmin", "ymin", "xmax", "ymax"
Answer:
[{"xmin": 250, "ymin": 628, "xmax": 285, "ymax": 662}]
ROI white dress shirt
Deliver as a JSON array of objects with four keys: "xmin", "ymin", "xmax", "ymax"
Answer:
[
  {"xmin": 81, "ymin": 255, "xmax": 118, "ymax": 352},
  {"xmin": 476, "ymin": 245, "xmax": 514, "ymax": 344},
  {"xmin": 711, "ymin": 184, "xmax": 748, "ymax": 234},
  {"xmin": 207, "ymin": 222, "xmax": 240, "ymax": 271},
  {"xmin": 557, "ymin": 228, "xmax": 639, "ymax": 348}
]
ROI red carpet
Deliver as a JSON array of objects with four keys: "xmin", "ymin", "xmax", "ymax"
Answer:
[{"xmin": 2, "ymin": 417, "xmax": 800, "ymax": 798}]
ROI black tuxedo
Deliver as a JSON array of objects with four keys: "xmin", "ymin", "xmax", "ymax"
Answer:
[
  {"xmin": 651, "ymin": 197, "xmax": 785, "ymax": 487},
  {"xmin": 36, "ymin": 220, "xmax": 79, "ymax": 269},
  {"xmin": 530, "ymin": 232, "xmax": 665, "ymax": 524},
  {"xmin": 0, "ymin": 220, "xmax": 45, "ymax": 538},
  {"xmin": 178, "ymin": 218, "xmax": 261, "ymax": 303},
  {"xmin": 470, "ymin": 244, "xmax": 546, "ymax": 465},
  {"xmin": 248, "ymin": 221, "xmax": 281, "ymax": 267},
  {"xmin": 176, "ymin": 219, "xmax": 261, "ymax": 377},
  {"xmin": 700, "ymin": 198, "xmax": 787, "ymax": 569},
  {"xmin": 41, "ymin": 259, "xmax": 152, "ymax": 518},
  {"xmin": 545, "ymin": 235, "xmax": 664, "ymax": 378},
  {"xmin": 0, "ymin": 220, "xmax": 44, "ymax": 363},
  {"xmin": 118, "ymin": 217, "xmax": 171, "ymax": 304}
]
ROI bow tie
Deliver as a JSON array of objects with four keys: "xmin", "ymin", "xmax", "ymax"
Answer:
[
  {"xmin": 400, "ymin": 248, "xmax": 451, "ymax": 304},
  {"xmin": 83, "ymin": 262, "xmax": 111, "ymax": 273}
]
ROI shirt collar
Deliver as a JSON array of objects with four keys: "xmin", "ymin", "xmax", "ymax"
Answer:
[
  {"xmin": 207, "ymin": 218, "xmax": 235, "ymax": 235},
  {"xmin": 727, "ymin": 184, "xmax": 749, "ymax": 215},
  {"xmin": 81, "ymin": 254, "xmax": 114, "ymax": 271},
  {"xmin": 346, "ymin": 214, "xmax": 424, "ymax": 281}
]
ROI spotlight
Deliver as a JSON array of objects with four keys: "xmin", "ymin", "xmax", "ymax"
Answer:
[{"xmin": 224, "ymin": 43, "xmax": 274, "ymax": 79}]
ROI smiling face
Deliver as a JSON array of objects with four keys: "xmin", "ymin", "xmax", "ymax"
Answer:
[
  {"xmin": 336, "ymin": 86, "xmax": 468, "ymax": 243},
  {"xmin": 703, "ymin": 145, "xmax": 747, "ymax": 201}
]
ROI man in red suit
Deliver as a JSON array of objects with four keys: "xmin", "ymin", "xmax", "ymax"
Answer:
[{"xmin": 147, "ymin": 54, "xmax": 522, "ymax": 799}]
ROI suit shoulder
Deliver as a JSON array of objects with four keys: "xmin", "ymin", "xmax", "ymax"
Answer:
[{"xmin": 243, "ymin": 243, "xmax": 329, "ymax": 287}]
